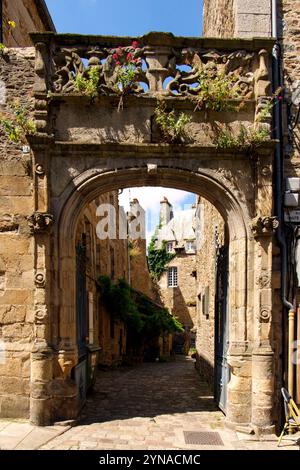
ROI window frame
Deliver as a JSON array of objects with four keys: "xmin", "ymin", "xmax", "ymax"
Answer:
[{"xmin": 168, "ymin": 266, "xmax": 178, "ymax": 288}]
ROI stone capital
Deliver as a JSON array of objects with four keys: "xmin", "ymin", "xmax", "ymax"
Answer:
[
  {"xmin": 251, "ymin": 216, "xmax": 279, "ymax": 238},
  {"xmin": 28, "ymin": 212, "xmax": 54, "ymax": 234}
]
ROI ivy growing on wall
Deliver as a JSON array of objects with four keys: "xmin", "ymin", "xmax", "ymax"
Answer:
[
  {"xmin": 97, "ymin": 276, "xmax": 183, "ymax": 337},
  {"xmin": 147, "ymin": 236, "xmax": 176, "ymax": 281}
]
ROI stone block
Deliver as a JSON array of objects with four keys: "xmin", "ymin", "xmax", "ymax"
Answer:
[
  {"xmin": 0, "ymin": 159, "xmax": 29, "ymax": 177},
  {"xmin": 2, "ymin": 323, "xmax": 33, "ymax": 340},
  {"xmin": 235, "ymin": 0, "xmax": 271, "ymax": 15},
  {"xmin": 0, "ymin": 196, "xmax": 33, "ymax": 215},
  {"xmin": 0, "ymin": 305, "xmax": 27, "ymax": 324},
  {"xmin": 0, "ymin": 376, "xmax": 30, "ymax": 395},
  {"xmin": 228, "ymin": 389, "xmax": 252, "ymax": 405},
  {"xmin": 0, "ymin": 289, "xmax": 34, "ymax": 305},
  {"xmin": 0, "ymin": 394, "xmax": 29, "ymax": 419},
  {"xmin": 0, "ymin": 176, "xmax": 33, "ymax": 196},
  {"xmin": 236, "ymin": 13, "xmax": 272, "ymax": 35},
  {"xmin": 0, "ymin": 238, "xmax": 33, "ymax": 256}
]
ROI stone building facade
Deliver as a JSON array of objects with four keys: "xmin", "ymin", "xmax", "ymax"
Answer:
[
  {"xmin": 128, "ymin": 198, "xmax": 156, "ymax": 301},
  {"xmin": 155, "ymin": 198, "xmax": 198, "ymax": 334},
  {"xmin": 202, "ymin": 0, "xmax": 300, "ymax": 408},
  {"xmin": 203, "ymin": 0, "xmax": 272, "ymax": 38},
  {"xmin": 0, "ymin": 2, "xmax": 290, "ymax": 434},
  {"xmin": 75, "ymin": 192, "xmax": 130, "ymax": 369},
  {"xmin": 1, "ymin": 0, "xmax": 55, "ymax": 47},
  {"xmin": 195, "ymin": 197, "xmax": 225, "ymax": 386}
]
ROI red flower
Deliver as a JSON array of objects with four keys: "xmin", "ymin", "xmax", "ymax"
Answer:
[
  {"xmin": 278, "ymin": 95, "xmax": 283, "ymax": 101},
  {"xmin": 126, "ymin": 52, "xmax": 133, "ymax": 61},
  {"xmin": 131, "ymin": 41, "xmax": 139, "ymax": 49},
  {"xmin": 116, "ymin": 61, "xmax": 121, "ymax": 66},
  {"xmin": 112, "ymin": 53, "xmax": 119, "ymax": 61}
]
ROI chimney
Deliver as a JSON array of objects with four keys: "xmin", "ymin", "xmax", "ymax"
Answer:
[
  {"xmin": 128, "ymin": 198, "xmax": 145, "ymax": 240},
  {"xmin": 160, "ymin": 197, "xmax": 173, "ymax": 226}
]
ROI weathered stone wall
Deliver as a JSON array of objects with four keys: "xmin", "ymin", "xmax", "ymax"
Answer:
[
  {"xmin": 280, "ymin": 0, "xmax": 300, "ymax": 404},
  {"xmin": 0, "ymin": 48, "xmax": 36, "ymax": 418},
  {"xmin": 203, "ymin": 0, "xmax": 235, "ymax": 38},
  {"xmin": 76, "ymin": 192, "xmax": 129, "ymax": 368},
  {"xmin": 195, "ymin": 198, "xmax": 225, "ymax": 385},
  {"xmin": 203, "ymin": 0, "xmax": 272, "ymax": 38},
  {"xmin": 2, "ymin": 0, "xmax": 55, "ymax": 47},
  {"xmin": 281, "ymin": 0, "xmax": 300, "ymax": 164},
  {"xmin": 158, "ymin": 254, "xmax": 197, "ymax": 330},
  {"xmin": 129, "ymin": 238, "xmax": 156, "ymax": 300}
]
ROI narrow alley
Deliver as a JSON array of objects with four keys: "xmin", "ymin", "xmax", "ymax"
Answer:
[{"xmin": 40, "ymin": 357, "xmax": 294, "ymax": 451}]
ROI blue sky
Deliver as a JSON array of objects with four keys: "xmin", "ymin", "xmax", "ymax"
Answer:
[
  {"xmin": 46, "ymin": 0, "xmax": 203, "ymax": 37},
  {"xmin": 45, "ymin": 0, "xmax": 202, "ymax": 240}
]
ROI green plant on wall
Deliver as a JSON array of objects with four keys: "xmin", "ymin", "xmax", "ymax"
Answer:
[
  {"xmin": 0, "ymin": 100, "xmax": 36, "ymax": 144},
  {"xmin": 192, "ymin": 68, "xmax": 240, "ymax": 113},
  {"xmin": 97, "ymin": 276, "xmax": 183, "ymax": 337},
  {"xmin": 215, "ymin": 124, "xmax": 270, "ymax": 150},
  {"xmin": 74, "ymin": 67, "xmax": 101, "ymax": 100},
  {"xmin": 0, "ymin": 20, "xmax": 16, "ymax": 52},
  {"xmin": 255, "ymin": 87, "xmax": 283, "ymax": 123},
  {"xmin": 147, "ymin": 236, "xmax": 176, "ymax": 281},
  {"xmin": 154, "ymin": 100, "xmax": 191, "ymax": 144},
  {"xmin": 111, "ymin": 41, "xmax": 142, "ymax": 111}
]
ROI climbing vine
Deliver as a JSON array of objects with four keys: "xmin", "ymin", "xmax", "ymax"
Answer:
[
  {"xmin": 97, "ymin": 276, "xmax": 183, "ymax": 337},
  {"xmin": 148, "ymin": 236, "xmax": 176, "ymax": 281}
]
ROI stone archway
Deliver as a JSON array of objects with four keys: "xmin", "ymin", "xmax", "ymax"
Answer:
[
  {"xmin": 0, "ymin": 31, "xmax": 280, "ymax": 433},
  {"xmin": 30, "ymin": 156, "xmax": 276, "ymax": 434}
]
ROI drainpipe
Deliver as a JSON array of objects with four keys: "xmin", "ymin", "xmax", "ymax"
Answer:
[{"xmin": 272, "ymin": 0, "xmax": 295, "ymax": 395}]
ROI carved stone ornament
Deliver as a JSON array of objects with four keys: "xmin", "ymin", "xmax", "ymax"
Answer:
[
  {"xmin": 260, "ymin": 165, "xmax": 271, "ymax": 177},
  {"xmin": 147, "ymin": 163, "xmax": 157, "ymax": 174},
  {"xmin": 259, "ymin": 306, "xmax": 271, "ymax": 323},
  {"xmin": 28, "ymin": 212, "xmax": 54, "ymax": 234},
  {"xmin": 35, "ymin": 164, "xmax": 45, "ymax": 175},
  {"xmin": 35, "ymin": 272, "xmax": 45, "ymax": 288},
  {"xmin": 251, "ymin": 216, "xmax": 279, "ymax": 238},
  {"xmin": 35, "ymin": 309, "xmax": 47, "ymax": 324},
  {"xmin": 256, "ymin": 271, "xmax": 271, "ymax": 288}
]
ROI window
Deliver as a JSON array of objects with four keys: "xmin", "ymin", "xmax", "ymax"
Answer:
[
  {"xmin": 185, "ymin": 241, "xmax": 195, "ymax": 253},
  {"xmin": 166, "ymin": 242, "xmax": 173, "ymax": 253},
  {"xmin": 168, "ymin": 267, "xmax": 178, "ymax": 287}
]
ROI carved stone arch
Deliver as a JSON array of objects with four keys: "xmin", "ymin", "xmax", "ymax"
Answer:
[{"xmin": 49, "ymin": 163, "xmax": 256, "ymax": 429}]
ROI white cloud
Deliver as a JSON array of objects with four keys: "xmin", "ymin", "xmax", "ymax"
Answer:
[{"xmin": 119, "ymin": 187, "xmax": 196, "ymax": 244}]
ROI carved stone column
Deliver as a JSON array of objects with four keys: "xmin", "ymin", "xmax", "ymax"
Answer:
[
  {"xmin": 144, "ymin": 45, "xmax": 171, "ymax": 94},
  {"xmin": 250, "ymin": 217, "xmax": 278, "ymax": 433},
  {"xmin": 30, "ymin": 344, "xmax": 53, "ymax": 426}
]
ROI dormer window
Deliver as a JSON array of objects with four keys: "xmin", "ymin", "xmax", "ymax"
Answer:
[
  {"xmin": 166, "ymin": 242, "xmax": 173, "ymax": 253},
  {"xmin": 185, "ymin": 241, "xmax": 195, "ymax": 253}
]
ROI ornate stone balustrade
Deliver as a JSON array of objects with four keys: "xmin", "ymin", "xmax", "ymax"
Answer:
[
  {"xmin": 30, "ymin": 34, "xmax": 274, "ymax": 96},
  {"xmin": 29, "ymin": 32, "xmax": 275, "ymax": 139}
]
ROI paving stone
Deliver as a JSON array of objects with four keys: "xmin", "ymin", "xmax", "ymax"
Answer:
[{"xmin": 0, "ymin": 358, "xmax": 282, "ymax": 451}]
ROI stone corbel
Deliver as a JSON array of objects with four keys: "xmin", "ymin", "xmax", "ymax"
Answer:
[
  {"xmin": 34, "ymin": 42, "xmax": 47, "ymax": 94},
  {"xmin": 28, "ymin": 212, "xmax": 54, "ymax": 234},
  {"xmin": 58, "ymin": 350, "xmax": 76, "ymax": 379},
  {"xmin": 254, "ymin": 49, "xmax": 271, "ymax": 99},
  {"xmin": 251, "ymin": 216, "xmax": 279, "ymax": 238}
]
